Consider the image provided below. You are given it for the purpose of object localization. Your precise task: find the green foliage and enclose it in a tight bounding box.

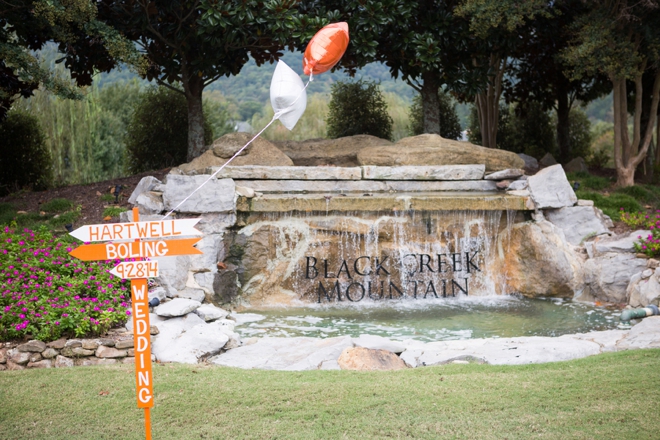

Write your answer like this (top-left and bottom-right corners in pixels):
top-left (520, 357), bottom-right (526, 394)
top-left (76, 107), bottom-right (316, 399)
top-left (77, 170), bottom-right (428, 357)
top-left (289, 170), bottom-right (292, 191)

top-left (203, 98), bottom-right (234, 140)
top-left (0, 0), bottom-right (146, 119)
top-left (0, 110), bottom-right (52, 196)
top-left (508, 101), bottom-right (556, 158)
top-left (566, 172), bottom-right (612, 191)
top-left (566, 107), bottom-right (594, 160)
top-left (326, 80), bottom-right (393, 141)
top-left (14, 74), bottom-right (142, 185)
top-left (102, 206), bottom-right (126, 218)
top-left (620, 211), bottom-right (660, 257)
top-left (614, 185), bottom-right (660, 205)
top-left (0, 226), bottom-right (130, 341)
top-left (575, 190), bottom-right (642, 221)
top-left (41, 198), bottom-right (74, 213)
top-left (125, 87), bottom-right (212, 173)
top-left (49, 209), bottom-right (81, 227)
top-left (408, 91), bottom-right (462, 139)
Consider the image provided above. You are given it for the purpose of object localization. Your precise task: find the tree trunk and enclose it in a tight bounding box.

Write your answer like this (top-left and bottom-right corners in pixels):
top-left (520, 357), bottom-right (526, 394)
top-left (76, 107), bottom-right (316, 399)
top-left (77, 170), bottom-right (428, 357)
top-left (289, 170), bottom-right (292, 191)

top-left (184, 76), bottom-right (206, 161)
top-left (656, 112), bottom-right (660, 166)
top-left (421, 73), bottom-right (440, 134)
top-left (612, 70), bottom-right (660, 187)
top-left (474, 54), bottom-right (506, 149)
top-left (556, 88), bottom-right (571, 163)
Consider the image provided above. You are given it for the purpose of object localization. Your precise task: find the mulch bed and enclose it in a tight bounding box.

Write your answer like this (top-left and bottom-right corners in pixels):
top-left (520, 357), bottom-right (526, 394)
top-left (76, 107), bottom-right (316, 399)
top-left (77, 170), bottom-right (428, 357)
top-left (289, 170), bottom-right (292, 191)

top-left (0, 169), bottom-right (170, 228)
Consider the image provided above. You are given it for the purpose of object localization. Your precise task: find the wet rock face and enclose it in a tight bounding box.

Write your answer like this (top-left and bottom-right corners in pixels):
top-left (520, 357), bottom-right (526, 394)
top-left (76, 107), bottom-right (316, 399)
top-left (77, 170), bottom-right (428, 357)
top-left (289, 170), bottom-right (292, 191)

top-left (493, 220), bottom-right (582, 298)
top-left (220, 210), bottom-right (527, 306)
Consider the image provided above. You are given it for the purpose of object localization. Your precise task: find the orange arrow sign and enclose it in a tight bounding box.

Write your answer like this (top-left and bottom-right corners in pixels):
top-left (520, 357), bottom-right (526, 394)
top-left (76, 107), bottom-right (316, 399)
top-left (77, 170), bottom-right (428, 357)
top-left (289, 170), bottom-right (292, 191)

top-left (69, 238), bottom-right (203, 261)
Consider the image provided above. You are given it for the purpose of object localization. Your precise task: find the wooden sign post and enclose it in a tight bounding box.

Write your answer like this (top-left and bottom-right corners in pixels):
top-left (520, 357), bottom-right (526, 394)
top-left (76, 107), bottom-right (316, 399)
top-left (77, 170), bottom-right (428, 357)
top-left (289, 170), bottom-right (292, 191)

top-left (68, 208), bottom-right (202, 440)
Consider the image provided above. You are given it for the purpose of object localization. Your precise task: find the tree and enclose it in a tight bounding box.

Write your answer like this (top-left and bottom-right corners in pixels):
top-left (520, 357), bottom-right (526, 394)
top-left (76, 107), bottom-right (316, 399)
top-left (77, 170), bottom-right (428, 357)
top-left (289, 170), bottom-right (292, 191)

top-left (125, 87), bottom-right (213, 173)
top-left (454, 0), bottom-right (552, 149)
top-left (98, 0), bottom-right (307, 161)
top-left (0, 0), bottom-right (143, 119)
top-left (501, 0), bottom-right (610, 162)
top-left (301, 0), bottom-right (472, 135)
top-left (562, 0), bottom-right (660, 186)
top-left (326, 79), bottom-right (393, 140)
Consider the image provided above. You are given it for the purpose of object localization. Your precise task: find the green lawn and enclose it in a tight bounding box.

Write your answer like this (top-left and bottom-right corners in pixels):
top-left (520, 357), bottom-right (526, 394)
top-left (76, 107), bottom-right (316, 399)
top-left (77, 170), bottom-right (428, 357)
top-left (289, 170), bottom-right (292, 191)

top-left (1, 349), bottom-right (659, 439)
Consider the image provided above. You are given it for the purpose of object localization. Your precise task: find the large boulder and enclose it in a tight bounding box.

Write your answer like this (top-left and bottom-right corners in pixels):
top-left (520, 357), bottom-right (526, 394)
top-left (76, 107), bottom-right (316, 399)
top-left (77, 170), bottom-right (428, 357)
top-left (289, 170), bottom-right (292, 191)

top-left (356, 134), bottom-right (525, 172)
top-left (495, 220), bottom-right (583, 298)
top-left (616, 316), bottom-right (660, 350)
top-left (275, 135), bottom-right (392, 167)
top-left (626, 268), bottom-right (660, 307)
top-left (152, 319), bottom-right (229, 364)
top-left (209, 336), bottom-right (353, 370)
top-left (544, 206), bottom-right (612, 245)
top-left (162, 175), bottom-right (235, 214)
top-left (337, 347), bottom-right (407, 371)
top-left (582, 253), bottom-right (648, 303)
top-left (527, 164), bottom-right (578, 209)
top-left (177, 132), bottom-right (293, 174)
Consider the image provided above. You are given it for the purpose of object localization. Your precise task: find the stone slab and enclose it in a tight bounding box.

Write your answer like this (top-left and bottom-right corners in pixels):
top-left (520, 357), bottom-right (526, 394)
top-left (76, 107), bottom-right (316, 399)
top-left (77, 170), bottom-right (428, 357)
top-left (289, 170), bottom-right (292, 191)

top-left (233, 179), bottom-right (498, 194)
top-left (593, 230), bottom-right (651, 256)
top-left (163, 175), bottom-right (235, 213)
top-left (484, 169), bottom-right (524, 180)
top-left (238, 193), bottom-right (528, 213)
top-left (208, 165), bottom-right (362, 180)
top-left (209, 336), bottom-right (352, 370)
top-left (401, 335), bottom-right (602, 367)
top-left (361, 165), bottom-right (485, 181)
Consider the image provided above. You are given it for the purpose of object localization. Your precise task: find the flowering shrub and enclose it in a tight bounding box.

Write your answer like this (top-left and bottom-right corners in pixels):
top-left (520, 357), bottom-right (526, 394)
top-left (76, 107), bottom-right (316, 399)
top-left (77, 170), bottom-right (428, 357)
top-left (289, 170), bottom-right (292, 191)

top-left (620, 209), bottom-right (660, 257)
top-left (0, 226), bottom-right (131, 341)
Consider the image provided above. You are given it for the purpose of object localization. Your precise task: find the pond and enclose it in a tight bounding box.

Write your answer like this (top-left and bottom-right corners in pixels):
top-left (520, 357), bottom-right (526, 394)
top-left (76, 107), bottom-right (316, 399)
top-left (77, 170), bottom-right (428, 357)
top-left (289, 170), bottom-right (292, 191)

top-left (233, 296), bottom-right (622, 342)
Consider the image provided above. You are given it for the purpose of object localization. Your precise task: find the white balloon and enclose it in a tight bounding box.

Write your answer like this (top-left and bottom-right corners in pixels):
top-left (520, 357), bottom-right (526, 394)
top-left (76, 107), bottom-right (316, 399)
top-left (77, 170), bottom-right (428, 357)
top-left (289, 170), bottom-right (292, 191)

top-left (270, 60), bottom-right (307, 130)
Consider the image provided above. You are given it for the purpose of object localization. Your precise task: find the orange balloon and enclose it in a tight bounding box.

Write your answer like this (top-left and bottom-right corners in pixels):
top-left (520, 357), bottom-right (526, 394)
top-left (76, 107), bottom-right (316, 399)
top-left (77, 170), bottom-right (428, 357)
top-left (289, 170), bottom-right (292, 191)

top-left (303, 22), bottom-right (350, 76)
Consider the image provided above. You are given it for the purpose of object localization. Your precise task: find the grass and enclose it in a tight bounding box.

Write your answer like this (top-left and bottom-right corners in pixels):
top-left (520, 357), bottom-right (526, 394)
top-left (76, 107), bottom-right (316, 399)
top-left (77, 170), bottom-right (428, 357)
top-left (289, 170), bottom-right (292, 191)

top-left (0, 349), bottom-right (659, 439)
top-left (0, 198), bottom-right (80, 231)
top-left (103, 206), bottom-right (127, 218)
top-left (41, 198), bottom-right (74, 213)
top-left (567, 171), bottom-right (660, 222)
top-left (99, 193), bottom-right (116, 203)
top-left (566, 172), bottom-right (613, 191)
top-left (576, 190), bottom-right (642, 221)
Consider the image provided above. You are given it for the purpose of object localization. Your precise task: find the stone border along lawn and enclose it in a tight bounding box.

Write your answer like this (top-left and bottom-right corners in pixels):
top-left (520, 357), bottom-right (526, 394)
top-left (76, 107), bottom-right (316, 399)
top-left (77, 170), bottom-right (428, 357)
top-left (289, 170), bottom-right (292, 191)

top-left (5, 311), bottom-right (657, 371)
top-left (1, 349), bottom-right (659, 439)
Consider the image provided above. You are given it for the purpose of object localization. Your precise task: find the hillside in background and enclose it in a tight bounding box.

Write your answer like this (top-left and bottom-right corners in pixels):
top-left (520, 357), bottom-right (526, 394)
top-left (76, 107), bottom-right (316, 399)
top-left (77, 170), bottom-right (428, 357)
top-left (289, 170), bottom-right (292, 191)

top-left (97, 51), bottom-right (415, 103)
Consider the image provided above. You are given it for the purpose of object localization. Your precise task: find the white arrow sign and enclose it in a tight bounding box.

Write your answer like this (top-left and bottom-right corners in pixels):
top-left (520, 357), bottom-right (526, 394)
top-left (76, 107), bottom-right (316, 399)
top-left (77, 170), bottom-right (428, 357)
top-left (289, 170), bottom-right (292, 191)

top-left (70, 219), bottom-right (201, 242)
top-left (110, 261), bottom-right (159, 279)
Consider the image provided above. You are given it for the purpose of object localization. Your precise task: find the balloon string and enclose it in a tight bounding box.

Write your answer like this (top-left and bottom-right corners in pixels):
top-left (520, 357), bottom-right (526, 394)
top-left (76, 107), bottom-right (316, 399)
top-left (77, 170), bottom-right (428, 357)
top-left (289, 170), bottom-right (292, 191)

top-left (160, 77), bottom-right (312, 220)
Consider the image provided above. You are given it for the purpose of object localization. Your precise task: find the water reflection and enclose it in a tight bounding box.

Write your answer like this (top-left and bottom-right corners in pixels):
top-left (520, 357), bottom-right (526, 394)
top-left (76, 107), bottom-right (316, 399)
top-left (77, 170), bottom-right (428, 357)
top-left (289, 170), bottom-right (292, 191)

top-left (234, 296), bottom-right (621, 342)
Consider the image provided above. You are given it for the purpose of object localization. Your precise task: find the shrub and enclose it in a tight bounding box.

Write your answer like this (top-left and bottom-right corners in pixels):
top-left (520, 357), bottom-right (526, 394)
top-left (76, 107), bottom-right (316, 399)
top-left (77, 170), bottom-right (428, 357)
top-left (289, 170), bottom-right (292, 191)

top-left (0, 110), bottom-right (52, 196)
top-left (620, 211), bottom-right (660, 257)
top-left (326, 79), bottom-right (393, 140)
top-left (125, 87), bottom-right (213, 173)
top-left (509, 101), bottom-right (556, 158)
top-left (566, 107), bottom-right (594, 161)
top-left (408, 90), bottom-right (462, 139)
top-left (0, 226), bottom-right (131, 341)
